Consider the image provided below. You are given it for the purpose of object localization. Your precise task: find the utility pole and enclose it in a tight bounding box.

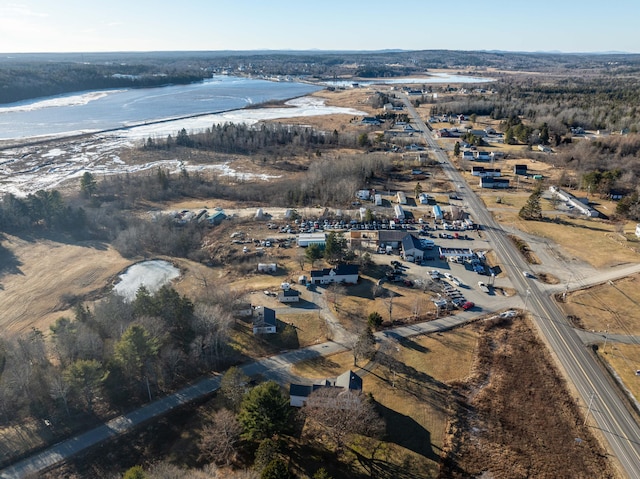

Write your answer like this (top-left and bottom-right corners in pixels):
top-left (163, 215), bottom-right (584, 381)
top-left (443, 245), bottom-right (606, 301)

top-left (523, 288), bottom-right (531, 311)
top-left (603, 324), bottom-right (610, 354)
top-left (584, 392), bottom-right (596, 426)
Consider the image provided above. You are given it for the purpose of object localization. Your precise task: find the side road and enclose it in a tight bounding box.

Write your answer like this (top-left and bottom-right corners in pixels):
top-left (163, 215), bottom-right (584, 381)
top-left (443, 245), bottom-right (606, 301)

top-left (0, 309), bottom-right (483, 479)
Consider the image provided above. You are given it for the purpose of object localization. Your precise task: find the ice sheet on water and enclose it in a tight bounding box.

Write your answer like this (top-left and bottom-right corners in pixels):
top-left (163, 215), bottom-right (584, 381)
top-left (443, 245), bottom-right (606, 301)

top-left (0, 90), bottom-right (124, 113)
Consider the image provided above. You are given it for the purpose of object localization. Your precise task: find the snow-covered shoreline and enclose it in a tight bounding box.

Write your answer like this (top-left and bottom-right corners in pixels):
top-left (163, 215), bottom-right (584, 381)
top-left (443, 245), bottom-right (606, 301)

top-left (0, 96), bottom-right (366, 197)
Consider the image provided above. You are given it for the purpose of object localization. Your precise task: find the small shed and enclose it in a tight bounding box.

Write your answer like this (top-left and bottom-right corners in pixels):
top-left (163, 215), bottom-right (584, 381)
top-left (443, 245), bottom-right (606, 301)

top-left (514, 164), bottom-right (528, 176)
top-left (279, 289), bottom-right (301, 303)
top-left (233, 302), bottom-right (253, 318)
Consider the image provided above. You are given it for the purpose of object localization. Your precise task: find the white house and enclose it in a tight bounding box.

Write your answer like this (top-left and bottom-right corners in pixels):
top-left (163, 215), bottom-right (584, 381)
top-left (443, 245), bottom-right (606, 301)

top-left (374, 194), bottom-right (383, 206)
top-left (635, 224), bottom-right (640, 238)
top-left (310, 264), bottom-right (359, 285)
top-left (397, 191), bottom-right (407, 205)
top-left (252, 306), bottom-right (277, 334)
top-left (461, 151), bottom-right (475, 161)
top-left (549, 186), bottom-right (599, 217)
top-left (278, 289), bottom-right (301, 303)
top-left (394, 204), bottom-right (405, 220)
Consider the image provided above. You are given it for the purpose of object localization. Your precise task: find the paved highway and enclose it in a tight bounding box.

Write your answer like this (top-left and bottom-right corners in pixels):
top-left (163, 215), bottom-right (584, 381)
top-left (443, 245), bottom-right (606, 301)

top-left (402, 96), bottom-right (640, 477)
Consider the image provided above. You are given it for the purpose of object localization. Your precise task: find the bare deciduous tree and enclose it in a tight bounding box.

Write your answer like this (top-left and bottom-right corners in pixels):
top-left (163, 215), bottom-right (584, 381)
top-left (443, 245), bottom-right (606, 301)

top-left (220, 366), bottom-right (250, 411)
top-left (303, 388), bottom-right (385, 451)
top-left (198, 408), bottom-right (242, 466)
top-left (48, 373), bottom-right (71, 416)
top-left (383, 291), bottom-right (396, 323)
top-left (192, 303), bottom-right (234, 367)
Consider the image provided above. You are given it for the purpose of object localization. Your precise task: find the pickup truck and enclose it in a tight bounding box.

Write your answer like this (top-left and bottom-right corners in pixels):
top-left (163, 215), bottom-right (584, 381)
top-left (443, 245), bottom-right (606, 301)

top-left (478, 281), bottom-right (490, 293)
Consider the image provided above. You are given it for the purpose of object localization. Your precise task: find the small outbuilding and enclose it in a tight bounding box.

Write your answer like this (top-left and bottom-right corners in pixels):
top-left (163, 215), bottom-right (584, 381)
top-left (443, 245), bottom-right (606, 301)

top-left (257, 263), bottom-right (277, 273)
top-left (279, 289), bottom-right (301, 303)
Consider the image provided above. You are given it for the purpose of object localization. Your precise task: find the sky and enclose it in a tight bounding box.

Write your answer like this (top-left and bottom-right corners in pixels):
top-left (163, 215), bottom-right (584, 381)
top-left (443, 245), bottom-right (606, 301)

top-left (1, 0), bottom-right (639, 54)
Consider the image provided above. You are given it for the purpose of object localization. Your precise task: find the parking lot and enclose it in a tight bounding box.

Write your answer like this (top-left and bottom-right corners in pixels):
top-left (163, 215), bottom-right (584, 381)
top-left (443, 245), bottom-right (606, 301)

top-left (370, 227), bottom-right (517, 314)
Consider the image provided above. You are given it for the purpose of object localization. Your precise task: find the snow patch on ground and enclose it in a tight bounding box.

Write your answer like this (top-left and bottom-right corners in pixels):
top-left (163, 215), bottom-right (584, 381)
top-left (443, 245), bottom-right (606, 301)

top-left (112, 260), bottom-right (181, 301)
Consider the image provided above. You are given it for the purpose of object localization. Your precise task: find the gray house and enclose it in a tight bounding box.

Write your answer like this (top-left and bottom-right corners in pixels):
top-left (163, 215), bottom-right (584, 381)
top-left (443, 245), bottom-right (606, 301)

top-left (289, 370), bottom-right (363, 407)
top-left (402, 234), bottom-right (424, 262)
top-left (252, 306), bottom-right (277, 334)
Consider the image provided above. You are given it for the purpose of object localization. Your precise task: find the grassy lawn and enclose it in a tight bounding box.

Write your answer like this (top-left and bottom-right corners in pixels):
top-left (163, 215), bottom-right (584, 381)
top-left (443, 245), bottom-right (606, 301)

top-left (601, 343), bottom-right (640, 403)
top-left (562, 274), bottom-right (640, 335)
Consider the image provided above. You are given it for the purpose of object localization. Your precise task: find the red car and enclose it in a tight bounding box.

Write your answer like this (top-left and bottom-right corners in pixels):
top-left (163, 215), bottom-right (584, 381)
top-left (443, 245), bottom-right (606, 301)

top-left (462, 301), bottom-right (475, 311)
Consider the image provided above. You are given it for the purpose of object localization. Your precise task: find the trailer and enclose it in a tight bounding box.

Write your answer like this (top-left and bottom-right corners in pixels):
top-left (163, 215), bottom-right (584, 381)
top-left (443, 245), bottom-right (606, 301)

top-left (433, 205), bottom-right (443, 221)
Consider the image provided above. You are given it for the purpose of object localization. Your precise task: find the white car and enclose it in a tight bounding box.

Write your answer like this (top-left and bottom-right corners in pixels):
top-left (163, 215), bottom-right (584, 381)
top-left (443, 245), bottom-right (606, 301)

top-left (523, 271), bottom-right (535, 278)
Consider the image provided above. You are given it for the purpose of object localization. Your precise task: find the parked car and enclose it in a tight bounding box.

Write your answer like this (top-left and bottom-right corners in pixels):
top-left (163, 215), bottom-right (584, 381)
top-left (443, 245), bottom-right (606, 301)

top-left (462, 301), bottom-right (475, 311)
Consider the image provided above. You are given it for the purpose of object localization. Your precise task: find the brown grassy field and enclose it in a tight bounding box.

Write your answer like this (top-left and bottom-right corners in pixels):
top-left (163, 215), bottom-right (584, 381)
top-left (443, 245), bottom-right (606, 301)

top-left (440, 316), bottom-right (619, 479)
top-left (0, 234), bottom-right (131, 333)
top-left (474, 184), bottom-right (640, 269)
top-left (605, 343), bottom-right (640, 404)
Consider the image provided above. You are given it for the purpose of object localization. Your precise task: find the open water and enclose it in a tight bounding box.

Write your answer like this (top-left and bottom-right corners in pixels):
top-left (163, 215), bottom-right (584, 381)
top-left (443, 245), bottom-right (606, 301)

top-left (0, 76), bottom-right (321, 140)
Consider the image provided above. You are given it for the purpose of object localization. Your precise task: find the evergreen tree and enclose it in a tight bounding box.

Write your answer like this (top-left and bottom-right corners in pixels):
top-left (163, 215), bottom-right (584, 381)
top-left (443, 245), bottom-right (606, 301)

top-left (238, 381), bottom-right (291, 440)
top-left (261, 458), bottom-right (292, 479)
top-left (80, 172), bottom-right (97, 198)
top-left (519, 189), bottom-right (543, 220)
top-left (305, 243), bottom-right (323, 268)
top-left (323, 232), bottom-right (347, 263)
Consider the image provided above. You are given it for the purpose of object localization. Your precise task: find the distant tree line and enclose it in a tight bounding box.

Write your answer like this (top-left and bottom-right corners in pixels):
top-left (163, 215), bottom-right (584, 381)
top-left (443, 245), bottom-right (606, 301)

top-left (430, 75), bottom-right (640, 136)
top-left (0, 61), bottom-right (204, 104)
top-left (144, 122), bottom-right (366, 155)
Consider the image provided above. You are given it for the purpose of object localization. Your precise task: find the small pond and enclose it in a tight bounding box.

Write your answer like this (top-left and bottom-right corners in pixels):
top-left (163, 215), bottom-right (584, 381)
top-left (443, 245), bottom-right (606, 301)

top-left (113, 260), bottom-right (181, 301)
